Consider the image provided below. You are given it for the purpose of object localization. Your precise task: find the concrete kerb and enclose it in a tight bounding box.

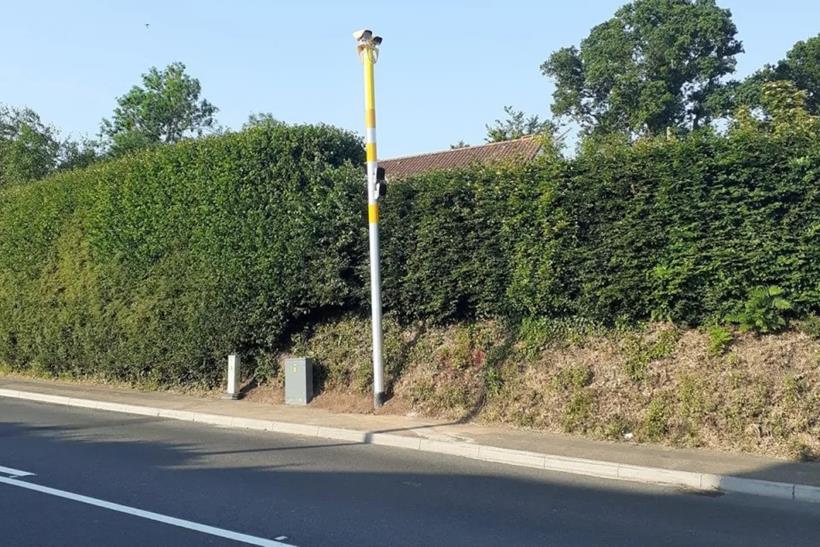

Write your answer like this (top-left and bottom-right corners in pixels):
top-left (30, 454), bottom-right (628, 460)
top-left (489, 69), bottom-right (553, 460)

top-left (795, 484), bottom-right (820, 504)
top-left (1, 387), bottom-right (817, 504)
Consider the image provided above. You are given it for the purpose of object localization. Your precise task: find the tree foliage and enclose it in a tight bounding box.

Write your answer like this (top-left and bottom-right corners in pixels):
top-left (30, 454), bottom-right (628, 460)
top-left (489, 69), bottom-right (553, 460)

top-left (101, 62), bottom-right (218, 157)
top-left (58, 137), bottom-right (101, 171)
top-left (542, 0), bottom-right (743, 136)
top-left (485, 106), bottom-right (556, 142)
top-left (735, 34), bottom-right (820, 115)
top-left (243, 113), bottom-right (286, 130)
top-left (0, 105), bottom-right (103, 187)
top-left (0, 105), bottom-right (60, 186)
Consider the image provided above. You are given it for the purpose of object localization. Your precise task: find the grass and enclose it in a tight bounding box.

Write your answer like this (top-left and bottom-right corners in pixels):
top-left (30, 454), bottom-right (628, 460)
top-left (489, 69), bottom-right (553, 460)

top-left (552, 365), bottom-right (593, 391)
top-left (562, 390), bottom-right (596, 433)
top-left (642, 395), bottom-right (671, 441)
top-left (622, 326), bottom-right (681, 382)
top-left (6, 314), bottom-right (818, 461)
top-left (278, 317), bottom-right (819, 460)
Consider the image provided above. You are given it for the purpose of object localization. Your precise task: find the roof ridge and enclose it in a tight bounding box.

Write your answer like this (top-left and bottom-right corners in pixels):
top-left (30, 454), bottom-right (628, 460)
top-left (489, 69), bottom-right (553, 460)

top-left (382, 135), bottom-right (539, 162)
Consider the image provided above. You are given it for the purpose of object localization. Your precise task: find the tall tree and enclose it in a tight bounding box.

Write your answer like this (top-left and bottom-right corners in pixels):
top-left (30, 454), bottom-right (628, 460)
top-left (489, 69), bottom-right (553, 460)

top-left (101, 62), bottom-right (218, 157)
top-left (0, 105), bottom-right (60, 186)
top-left (541, 0), bottom-right (743, 136)
top-left (735, 34), bottom-right (819, 115)
top-left (485, 106), bottom-right (556, 142)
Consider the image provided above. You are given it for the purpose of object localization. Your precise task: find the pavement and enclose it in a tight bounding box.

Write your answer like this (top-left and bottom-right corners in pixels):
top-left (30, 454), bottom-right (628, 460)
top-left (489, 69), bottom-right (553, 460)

top-left (1, 377), bottom-right (819, 504)
top-left (2, 396), bottom-right (820, 546)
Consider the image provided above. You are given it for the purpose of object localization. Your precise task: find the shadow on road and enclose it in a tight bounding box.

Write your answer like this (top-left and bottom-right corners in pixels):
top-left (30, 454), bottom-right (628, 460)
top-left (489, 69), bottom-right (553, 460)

top-left (1, 401), bottom-right (819, 547)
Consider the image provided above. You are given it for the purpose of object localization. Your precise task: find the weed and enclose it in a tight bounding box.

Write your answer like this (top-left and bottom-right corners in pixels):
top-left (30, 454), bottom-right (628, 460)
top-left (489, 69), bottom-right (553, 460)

top-left (604, 414), bottom-right (632, 440)
top-left (783, 374), bottom-right (804, 405)
top-left (562, 389), bottom-right (596, 433)
top-left (650, 328), bottom-right (681, 360)
top-left (729, 286), bottom-right (791, 334)
top-left (624, 355), bottom-right (648, 383)
top-left (434, 327), bottom-right (476, 370)
top-left (725, 353), bottom-right (741, 368)
top-left (622, 334), bottom-right (648, 382)
top-left (552, 365), bottom-right (593, 391)
top-left (252, 352), bottom-right (281, 385)
top-left (707, 326), bottom-right (733, 356)
top-left (482, 329), bottom-right (515, 399)
top-left (441, 384), bottom-right (472, 410)
top-left (484, 365), bottom-right (503, 398)
top-left (674, 374), bottom-right (717, 446)
top-left (410, 381), bottom-right (435, 405)
top-left (517, 316), bottom-right (603, 358)
top-left (642, 395), bottom-right (671, 441)
top-left (621, 327), bottom-right (680, 383)
top-left (788, 441), bottom-right (817, 462)
top-left (796, 315), bottom-right (820, 340)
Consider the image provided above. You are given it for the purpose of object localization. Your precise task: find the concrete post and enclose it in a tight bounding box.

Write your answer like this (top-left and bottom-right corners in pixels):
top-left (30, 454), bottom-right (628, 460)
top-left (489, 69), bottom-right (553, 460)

top-left (223, 354), bottom-right (240, 400)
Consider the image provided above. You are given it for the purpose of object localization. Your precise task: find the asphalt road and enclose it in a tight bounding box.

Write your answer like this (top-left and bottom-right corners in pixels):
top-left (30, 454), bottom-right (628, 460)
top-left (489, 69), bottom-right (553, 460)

top-left (1, 398), bottom-right (818, 546)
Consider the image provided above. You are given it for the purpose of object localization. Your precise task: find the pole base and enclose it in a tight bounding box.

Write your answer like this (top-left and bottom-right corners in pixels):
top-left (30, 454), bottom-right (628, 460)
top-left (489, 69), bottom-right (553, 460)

top-left (222, 393), bottom-right (240, 400)
top-left (374, 391), bottom-right (386, 408)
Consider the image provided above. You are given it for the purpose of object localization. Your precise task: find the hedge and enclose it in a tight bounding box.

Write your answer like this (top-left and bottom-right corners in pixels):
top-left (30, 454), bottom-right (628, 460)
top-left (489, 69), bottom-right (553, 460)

top-left (382, 124), bottom-right (819, 326)
top-left (0, 116), bottom-right (817, 385)
top-left (0, 124), bottom-right (367, 384)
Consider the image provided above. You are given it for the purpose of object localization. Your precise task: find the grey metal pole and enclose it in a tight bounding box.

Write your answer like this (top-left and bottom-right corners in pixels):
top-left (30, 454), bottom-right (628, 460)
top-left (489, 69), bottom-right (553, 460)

top-left (354, 29), bottom-right (385, 408)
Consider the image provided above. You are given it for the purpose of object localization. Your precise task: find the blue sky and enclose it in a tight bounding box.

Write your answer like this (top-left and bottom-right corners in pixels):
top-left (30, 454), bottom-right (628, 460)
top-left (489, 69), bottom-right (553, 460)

top-left (1, 1), bottom-right (817, 158)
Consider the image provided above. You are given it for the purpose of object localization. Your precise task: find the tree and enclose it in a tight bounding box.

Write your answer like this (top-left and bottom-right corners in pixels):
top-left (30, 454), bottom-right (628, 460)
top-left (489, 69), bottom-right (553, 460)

top-left (450, 140), bottom-right (470, 149)
top-left (735, 34), bottom-right (819, 115)
top-left (733, 80), bottom-right (819, 138)
top-left (485, 106), bottom-right (556, 142)
top-left (541, 0), bottom-right (743, 136)
top-left (0, 105), bottom-right (60, 186)
top-left (58, 137), bottom-right (101, 171)
top-left (776, 35), bottom-right (820, 114)
top-left (101, 62), bottom-right (218, 156)
top-left (243, 113), bottom-right (286, 130)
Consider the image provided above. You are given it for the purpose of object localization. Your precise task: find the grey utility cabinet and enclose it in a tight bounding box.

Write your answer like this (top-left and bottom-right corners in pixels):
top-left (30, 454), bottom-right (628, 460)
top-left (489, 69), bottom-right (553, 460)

top-left (285, 357), bottom-right (314, 405)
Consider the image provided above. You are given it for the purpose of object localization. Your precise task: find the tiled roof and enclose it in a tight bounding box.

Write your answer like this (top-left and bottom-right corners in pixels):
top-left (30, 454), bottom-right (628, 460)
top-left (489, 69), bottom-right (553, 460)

top-left (379, 136), bottom-right (542, 180)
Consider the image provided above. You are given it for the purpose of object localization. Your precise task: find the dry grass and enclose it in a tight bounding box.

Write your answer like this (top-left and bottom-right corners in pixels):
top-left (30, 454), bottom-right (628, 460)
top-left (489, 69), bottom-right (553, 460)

top-left (264, 317), bottom-right (820, 460)
top-left (12, 314), bottom-right (814, 460)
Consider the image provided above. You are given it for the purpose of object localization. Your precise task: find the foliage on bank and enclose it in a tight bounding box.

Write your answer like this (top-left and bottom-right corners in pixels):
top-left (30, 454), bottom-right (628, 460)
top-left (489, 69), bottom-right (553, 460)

top-left (0, 87), bottom-right (817, 386)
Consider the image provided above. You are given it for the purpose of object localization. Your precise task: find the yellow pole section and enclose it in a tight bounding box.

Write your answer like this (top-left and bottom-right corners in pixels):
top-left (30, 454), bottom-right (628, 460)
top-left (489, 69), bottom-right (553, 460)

top-left (363, 49), bottom-right (379, 224)
top-left (364, 49), bottom-right (376, 132)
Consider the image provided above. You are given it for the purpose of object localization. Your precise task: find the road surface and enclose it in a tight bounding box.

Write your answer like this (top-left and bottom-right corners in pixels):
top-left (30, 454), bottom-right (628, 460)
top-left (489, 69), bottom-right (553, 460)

top-left (1, 398), bottom-right (818, 546)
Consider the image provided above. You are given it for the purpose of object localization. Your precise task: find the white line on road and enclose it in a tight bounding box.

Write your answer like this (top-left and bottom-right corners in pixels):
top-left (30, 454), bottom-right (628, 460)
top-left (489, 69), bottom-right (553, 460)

top-left (0, 465), bottom-right (35, 478)
top-left (0, 476), bottom-right (294, 546)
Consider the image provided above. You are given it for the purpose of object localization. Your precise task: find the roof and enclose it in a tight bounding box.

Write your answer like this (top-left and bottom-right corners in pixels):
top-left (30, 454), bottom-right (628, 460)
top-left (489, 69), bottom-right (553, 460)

top-left (379, 136), bottom-right (542, 180)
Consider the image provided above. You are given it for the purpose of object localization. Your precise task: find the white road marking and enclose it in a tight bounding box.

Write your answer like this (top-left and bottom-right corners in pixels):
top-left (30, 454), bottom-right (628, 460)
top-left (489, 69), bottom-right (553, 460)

top-left (0, 476), bottom-right (294, 546)
top-left (0, 465), bottom-right (35, 478)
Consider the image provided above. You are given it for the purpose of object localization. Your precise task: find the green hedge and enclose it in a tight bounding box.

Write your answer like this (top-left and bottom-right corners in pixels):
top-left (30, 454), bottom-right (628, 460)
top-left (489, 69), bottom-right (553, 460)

top-left (0, 118), bottom-right (817, 385)
top-left (382, 124), bottom-right (819, 326)
top-left (0, 124), bottom-right (366, 384)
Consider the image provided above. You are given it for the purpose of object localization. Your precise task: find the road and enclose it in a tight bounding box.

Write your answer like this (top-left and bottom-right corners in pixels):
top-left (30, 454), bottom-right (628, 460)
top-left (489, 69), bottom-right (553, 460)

top-left (1, 398), bottom-right (818, 546)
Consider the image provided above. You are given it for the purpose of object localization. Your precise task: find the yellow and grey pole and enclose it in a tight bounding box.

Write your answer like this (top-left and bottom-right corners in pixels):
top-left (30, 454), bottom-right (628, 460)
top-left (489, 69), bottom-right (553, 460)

top-left (354, 29), bottom-right (385, 408)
